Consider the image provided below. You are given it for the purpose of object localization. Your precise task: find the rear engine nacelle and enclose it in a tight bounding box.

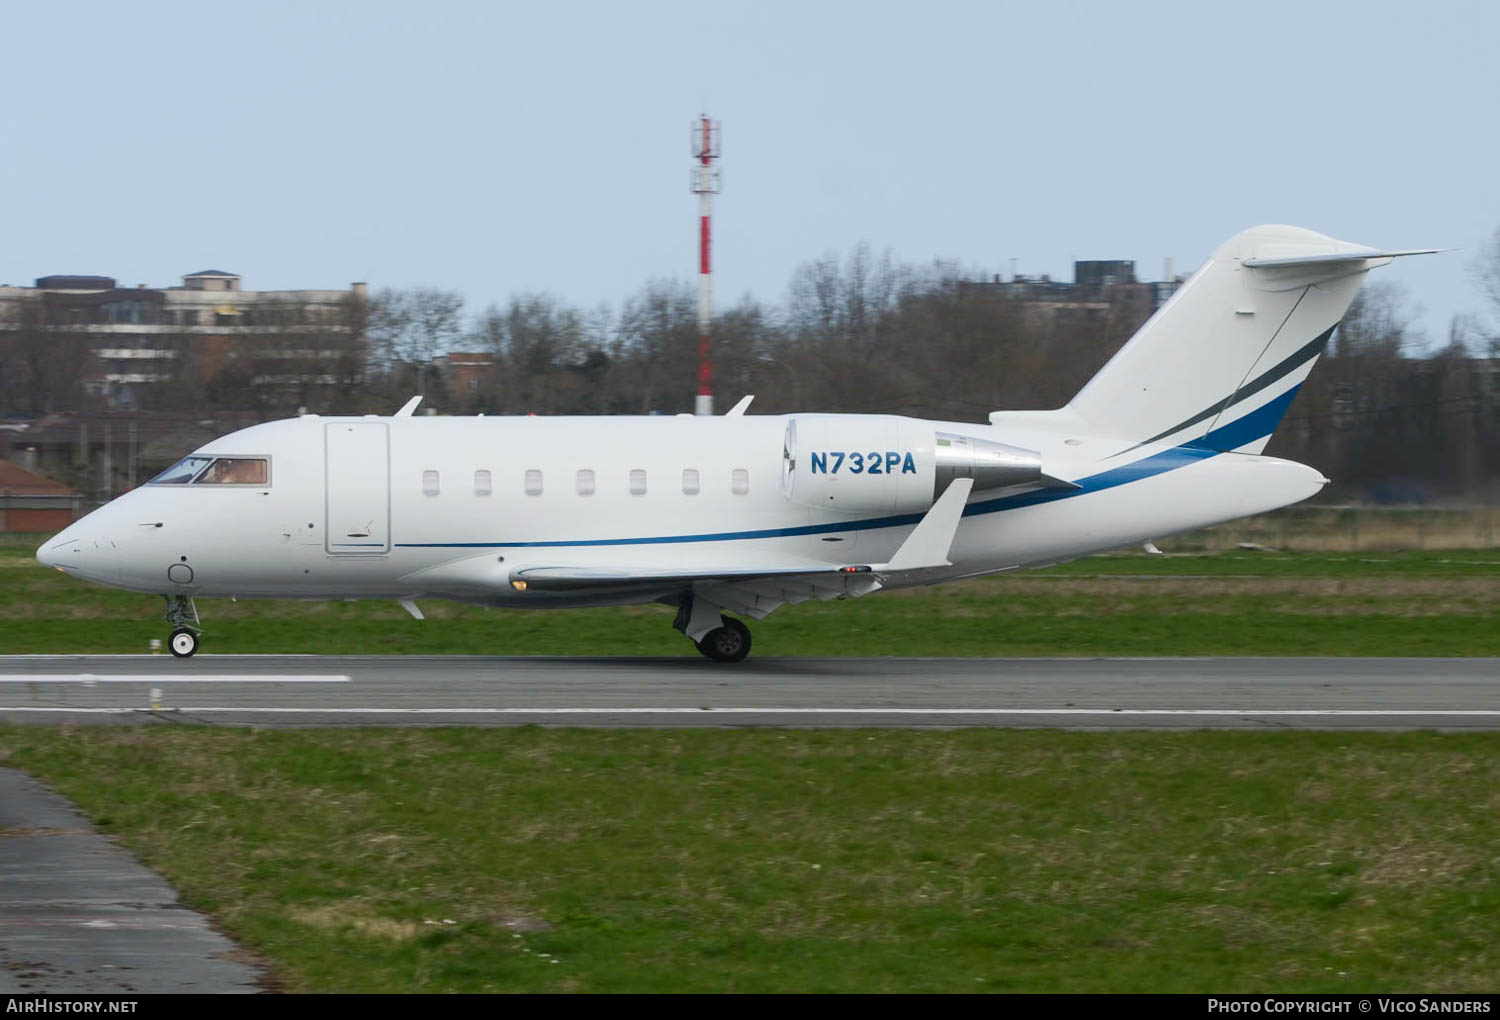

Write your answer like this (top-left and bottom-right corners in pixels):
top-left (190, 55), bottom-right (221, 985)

top-left (931, 431), bottom-right (1052, 500)
top-left (781, 415), bottom-right (1060, 515)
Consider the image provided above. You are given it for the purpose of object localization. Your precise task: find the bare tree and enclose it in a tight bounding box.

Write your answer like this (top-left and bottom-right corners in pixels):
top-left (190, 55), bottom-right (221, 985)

top-left (1271, 283), bottom-right (1442, 500)
top-left (469, 293), bottom-right (605, 415)
top-left (616, 280), bottom-right (697, 414)
top-left (1333, 281), bottom-right (1419, 359)
top-left (365, 287), bottom-right (464, 404)
top-left (1471, 226), bottom-right (1500, 324)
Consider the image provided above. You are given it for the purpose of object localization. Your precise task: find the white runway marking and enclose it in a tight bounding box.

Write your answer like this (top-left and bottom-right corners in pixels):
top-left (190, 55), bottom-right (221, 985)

top-left (0, 675), bottom-right (351, 684)
top-left (1, 707), bottom-right (1498, 716)
top-left (5, 654), bottom-right (333, 659)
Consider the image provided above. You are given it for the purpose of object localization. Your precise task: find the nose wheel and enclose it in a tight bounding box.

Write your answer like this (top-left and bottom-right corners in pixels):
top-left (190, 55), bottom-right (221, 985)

top-left (169, 628), bottom-right (199, 658)
top-left (163, 595), bottom-right (202, 658)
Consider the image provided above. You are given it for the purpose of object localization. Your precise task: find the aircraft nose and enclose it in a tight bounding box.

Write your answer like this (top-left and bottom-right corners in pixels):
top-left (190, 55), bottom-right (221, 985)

top-left (37, 525), bottom-right (81, 569)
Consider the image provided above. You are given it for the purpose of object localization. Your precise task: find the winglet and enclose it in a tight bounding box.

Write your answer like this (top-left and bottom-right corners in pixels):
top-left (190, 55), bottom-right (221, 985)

top-left (395, 395), bottom-right (423, 417)
top-left (881, 477), bottom-right (974, 572)
top-left (725, 395), bottom-right (754, 416)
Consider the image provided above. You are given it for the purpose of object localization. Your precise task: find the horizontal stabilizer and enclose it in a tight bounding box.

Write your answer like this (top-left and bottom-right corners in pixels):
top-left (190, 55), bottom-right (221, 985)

top-left (1242, 248), bottom-right (1442, 268)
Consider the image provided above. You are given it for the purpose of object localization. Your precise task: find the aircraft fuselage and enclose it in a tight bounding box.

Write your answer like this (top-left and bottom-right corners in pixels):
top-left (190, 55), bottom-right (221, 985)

top-left (40, 411), bottom-right (1323, 607)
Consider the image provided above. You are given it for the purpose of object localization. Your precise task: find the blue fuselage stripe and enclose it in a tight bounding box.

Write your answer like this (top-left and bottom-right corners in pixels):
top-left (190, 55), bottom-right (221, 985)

top-left (395, 386), bottom-right (1301, 550)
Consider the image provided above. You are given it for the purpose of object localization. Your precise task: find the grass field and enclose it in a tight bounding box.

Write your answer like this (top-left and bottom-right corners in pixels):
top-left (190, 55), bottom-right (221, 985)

top-left (2, 727), bottom-right (1498, 993)
top-left (6, 533), bottom-right (1498, 656)
top-left (1168, 505), bottom-right (1500, 553)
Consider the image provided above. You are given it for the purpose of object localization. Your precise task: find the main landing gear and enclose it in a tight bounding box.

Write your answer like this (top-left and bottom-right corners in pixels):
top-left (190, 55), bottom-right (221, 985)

top-left (696, 617), bottom-right (751, 663)
top-left (164, 595), bottom-right (202, 658)
top-left (674, 595), bottom-right (752, 663)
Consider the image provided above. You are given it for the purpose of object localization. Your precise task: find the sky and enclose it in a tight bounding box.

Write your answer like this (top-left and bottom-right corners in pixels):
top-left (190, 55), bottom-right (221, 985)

top-left (3, 0), bottom-right (1496, 352)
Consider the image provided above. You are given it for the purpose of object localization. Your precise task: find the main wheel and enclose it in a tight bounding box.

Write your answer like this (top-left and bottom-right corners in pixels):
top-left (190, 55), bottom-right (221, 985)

top-left (169, 628), bottom-right (199, 658)
top-left (695, 617), bottom-right (752, 663)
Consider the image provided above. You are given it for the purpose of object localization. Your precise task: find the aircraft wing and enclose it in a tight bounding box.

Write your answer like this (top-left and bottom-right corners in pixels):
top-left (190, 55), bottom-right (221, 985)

top-left (510, 562), bottom-right (884, 620)
top-left (508, 478), bottom-right (978, 618)
top-left (401, 478), bottom-right (975, 619)
top-left (691, 570), bottom-right (883, 619)
top-left (511, 562), bottom-right (872, 590)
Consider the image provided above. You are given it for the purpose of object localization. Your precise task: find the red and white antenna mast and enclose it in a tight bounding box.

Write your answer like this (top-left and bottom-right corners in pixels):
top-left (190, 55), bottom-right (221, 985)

top-left (690, 114), bottom-right (721, 415)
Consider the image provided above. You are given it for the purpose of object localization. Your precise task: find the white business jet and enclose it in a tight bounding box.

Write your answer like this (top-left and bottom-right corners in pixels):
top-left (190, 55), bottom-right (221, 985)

top-left (38, 226), bottom-right (1436, 661)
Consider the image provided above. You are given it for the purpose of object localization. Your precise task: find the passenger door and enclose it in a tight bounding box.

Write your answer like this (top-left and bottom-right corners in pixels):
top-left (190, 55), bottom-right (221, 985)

top-left (325, 421), bottom-right (391, 554)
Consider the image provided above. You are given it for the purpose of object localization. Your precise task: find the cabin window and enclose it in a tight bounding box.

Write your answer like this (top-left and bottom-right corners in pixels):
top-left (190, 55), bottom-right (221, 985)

top-left (576, 469), bottom-right (595, 496)
top-left (682, 468), bottom-right (699, 495)
top-left (474, 469), bottom-right (492, 496)
top-left (524, 469), bottom-right (543, 496)
top-left (629, 469), bottom-right (647, 496)
top-left (422, 470), bottom-right (440, 496)
top-left (732, 468), bottom-right (750, 495)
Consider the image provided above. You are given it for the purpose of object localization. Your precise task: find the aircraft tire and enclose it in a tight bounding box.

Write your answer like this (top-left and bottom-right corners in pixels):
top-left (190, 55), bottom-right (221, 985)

top-left (169, 628), bottom-right (199, 658)
top-left (696, 617), bottom-right (752, 663)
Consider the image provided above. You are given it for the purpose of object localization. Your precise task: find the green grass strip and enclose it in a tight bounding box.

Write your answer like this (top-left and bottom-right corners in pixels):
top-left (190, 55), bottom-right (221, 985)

top-left (3, 727), bottom-right (1498, 992)
top-left (4, 538), bottom-right (1499, 657)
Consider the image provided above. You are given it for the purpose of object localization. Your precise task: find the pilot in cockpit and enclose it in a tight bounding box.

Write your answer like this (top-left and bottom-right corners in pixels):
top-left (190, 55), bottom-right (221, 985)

top-left (199, 458), bottom-right (267, 485)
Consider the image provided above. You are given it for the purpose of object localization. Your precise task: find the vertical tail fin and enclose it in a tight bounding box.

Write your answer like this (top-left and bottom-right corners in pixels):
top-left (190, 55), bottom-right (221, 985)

top-left (1066, 225), bottom-right (1432, 455)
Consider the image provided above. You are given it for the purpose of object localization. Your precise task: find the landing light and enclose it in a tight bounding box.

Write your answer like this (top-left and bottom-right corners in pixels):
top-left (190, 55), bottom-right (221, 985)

top-left (511, 580), bottom-right (528, 591)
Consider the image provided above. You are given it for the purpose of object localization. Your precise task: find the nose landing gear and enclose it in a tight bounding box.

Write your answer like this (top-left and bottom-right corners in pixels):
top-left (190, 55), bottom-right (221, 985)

top-left (169, 628), bottom-right (199, 657)
top-left (164, 595), bottom-right (202, 658)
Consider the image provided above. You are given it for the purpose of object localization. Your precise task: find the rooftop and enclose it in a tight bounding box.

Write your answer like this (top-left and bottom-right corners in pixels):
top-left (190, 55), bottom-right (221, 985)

top-left (0, 459), bottom-right (75, 495)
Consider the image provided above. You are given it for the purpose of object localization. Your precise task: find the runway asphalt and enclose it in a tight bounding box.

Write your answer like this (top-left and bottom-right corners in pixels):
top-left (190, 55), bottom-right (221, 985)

top-left (0, 768), bottom-right (266, 994)
top-left (2, 654), bottom-right (1498, 730)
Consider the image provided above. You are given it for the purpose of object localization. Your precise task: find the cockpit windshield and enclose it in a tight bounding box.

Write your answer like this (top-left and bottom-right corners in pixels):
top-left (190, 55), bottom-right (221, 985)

top-left (148, 456), bottom-right (269, 486)
top-left (149, 456), bottom-right (215, 484)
